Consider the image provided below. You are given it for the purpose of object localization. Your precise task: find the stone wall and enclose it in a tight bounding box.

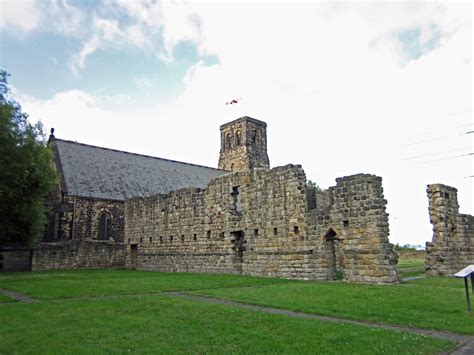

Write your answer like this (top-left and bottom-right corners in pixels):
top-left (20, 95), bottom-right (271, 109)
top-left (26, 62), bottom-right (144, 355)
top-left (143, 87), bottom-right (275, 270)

top-left (35, 195), bottom-right (126, 270)
top-left (32, 240), bottom-right (126, 270)
top-left (0, 249), bottom-right (33, 272)
top-left (125, 166), bottom-right (399, 283)
top-left (426, 184), bottom-right (474, 276)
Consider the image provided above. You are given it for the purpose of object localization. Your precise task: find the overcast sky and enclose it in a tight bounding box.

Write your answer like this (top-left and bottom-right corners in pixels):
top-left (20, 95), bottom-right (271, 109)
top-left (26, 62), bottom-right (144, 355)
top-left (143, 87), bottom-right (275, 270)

top-left (0, 0), bottom-right (472, 247)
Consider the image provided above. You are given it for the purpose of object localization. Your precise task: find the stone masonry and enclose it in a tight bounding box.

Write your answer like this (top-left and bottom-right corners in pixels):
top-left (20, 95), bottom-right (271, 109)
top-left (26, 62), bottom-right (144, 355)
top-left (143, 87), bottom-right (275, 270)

top-left (425, 184), bottom-right (474, 276)
top-left (33, 116), bottom-right (399, 283)
top-left (125, 166), bottom-right (399, 283)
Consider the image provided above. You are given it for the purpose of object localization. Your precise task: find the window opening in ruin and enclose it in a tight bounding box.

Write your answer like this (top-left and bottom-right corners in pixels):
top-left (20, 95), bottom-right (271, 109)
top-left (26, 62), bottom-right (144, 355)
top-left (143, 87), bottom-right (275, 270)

top-left (231, 231), bottom-right (246, 264)
top-left (149, 237), bottom-right (153, 243)
top-left (273, 227), bottom-right (278, 236)
top-left (444, 192), bottom-right (450, 198)
top-left (193, 234), bottom-right (197, 241)
top-left (219, 232), bottom-right (225, 240)
top-left (181, 235), bottom-right (185, 242)
top-left (160, 236), bottom-right (163, 243)
top-left (207, 230), bottom-right (211, 239)
top-left (98, 212), bottom-right (111, 240)
top-left (294, 226), bottom-right (299, 234)
top-left (232, 186), bottom-right (243, 213)
top-left (127, 239), bottom-right (130, 244)
top-left (130, 244), bottom-right (138, 269)
top-left (254, 229), bottom-right (259, 236)
top-left (170, 235), bottom-right (173, 242)
top-left (226, 133), bottom-right (232, 150)
top-left (343, 220), bottom-right (349, 228)
top-left (140, 238), bottom-right (143, 243)
top-left (324, 228), bottom-right (342, 281)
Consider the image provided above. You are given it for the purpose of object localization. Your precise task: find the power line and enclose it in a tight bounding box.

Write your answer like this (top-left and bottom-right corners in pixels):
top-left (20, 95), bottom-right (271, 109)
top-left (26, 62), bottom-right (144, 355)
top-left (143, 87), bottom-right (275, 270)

top-left (402, 147), bottom-right (471, 160)
top-left (411, 152), bottom-right (473, 165)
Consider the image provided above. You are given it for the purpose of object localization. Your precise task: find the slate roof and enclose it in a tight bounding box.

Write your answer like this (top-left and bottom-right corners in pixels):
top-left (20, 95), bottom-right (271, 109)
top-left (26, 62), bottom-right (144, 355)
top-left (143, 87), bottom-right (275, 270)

top-left (53, 138), bottom-right (228, 201)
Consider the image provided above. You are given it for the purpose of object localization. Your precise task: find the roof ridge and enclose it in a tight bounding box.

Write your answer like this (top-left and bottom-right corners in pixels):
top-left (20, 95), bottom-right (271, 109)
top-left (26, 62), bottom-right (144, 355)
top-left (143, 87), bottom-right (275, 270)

top-left (54, 138), bottom-right (227, 172)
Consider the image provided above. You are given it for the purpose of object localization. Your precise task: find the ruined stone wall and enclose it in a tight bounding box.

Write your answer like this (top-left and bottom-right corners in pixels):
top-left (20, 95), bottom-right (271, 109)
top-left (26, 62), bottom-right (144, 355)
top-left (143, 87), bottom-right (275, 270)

top-left (426, 184), bottom-right (474, 276)
top-left (125, 166), bottom-right (399, 283)
top-left (307, 174), bottom-right (399, 283)
top-left (32, 240), bottom-right (126, 270)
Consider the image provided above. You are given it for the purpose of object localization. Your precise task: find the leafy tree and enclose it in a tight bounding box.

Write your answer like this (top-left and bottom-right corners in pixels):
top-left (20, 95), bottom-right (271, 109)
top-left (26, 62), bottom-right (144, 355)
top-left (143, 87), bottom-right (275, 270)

top-left (0, 70), bottom-right (56, 247)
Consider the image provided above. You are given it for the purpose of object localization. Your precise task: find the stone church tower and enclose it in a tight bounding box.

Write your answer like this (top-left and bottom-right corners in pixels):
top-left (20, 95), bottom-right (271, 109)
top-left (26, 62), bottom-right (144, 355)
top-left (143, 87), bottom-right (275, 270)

top-left (218, 116), bottom-right (270, 171)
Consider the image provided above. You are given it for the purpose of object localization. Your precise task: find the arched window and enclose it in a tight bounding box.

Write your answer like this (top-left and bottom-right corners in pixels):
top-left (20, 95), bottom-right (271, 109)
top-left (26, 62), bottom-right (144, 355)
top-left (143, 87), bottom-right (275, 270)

top-left (235, 131), bottom-right (241, 146)
top-left (252, 130), bottom-right (260, 145)
top-left (98, 212), bottom-right (111, 240)
top-left (226, 133), bottom-right (233, 150)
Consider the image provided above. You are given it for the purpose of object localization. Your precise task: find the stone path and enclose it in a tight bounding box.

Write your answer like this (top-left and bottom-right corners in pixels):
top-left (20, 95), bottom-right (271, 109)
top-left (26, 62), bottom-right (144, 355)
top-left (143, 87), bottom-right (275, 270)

top-left (0, 288), bottom-right (36, 303)
top-left (165, 291), bottom-right (474, 355)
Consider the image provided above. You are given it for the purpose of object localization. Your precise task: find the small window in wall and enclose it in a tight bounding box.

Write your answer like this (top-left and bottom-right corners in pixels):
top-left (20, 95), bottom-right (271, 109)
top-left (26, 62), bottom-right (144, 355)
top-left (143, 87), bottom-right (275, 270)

top-left (149, 237), bottom-right (153, 243)
top-left (170, 235), bottom-right (173, 242)
top-left (273, 227), bottom-right (278, 236)
top-left (219, 232), bottom-right (225, 240)
top-left (207, 230), bottom-right (211, 239)
top-left (193, 234), bottom-right (197, 241)
top-left (343, 220), bottom-right (349, 228)
top-left (252, 130), bottom-right (260, 145)
top-left (444, 192), bottom-right (450, 199)
top-left (140, 238), bottom-right (143, 243)
top-left (160, 236), bottom-right (163, 244)
top-left (181, 235), bottom-right (185, 242)
top-left (128, 239), bottom-right (131, 245)
top-left (226, 133), bottom-right (233, 150)
top-left (232, 186), bottom-right (243, 213)
top-left (293, 226), bottom-right (299, 234)
top-left (235, 131), bottom-right (241, 146)
top-left (254, 229), bottom-right (259, 236)
top-left (98, 212), bottom-right (111, 240)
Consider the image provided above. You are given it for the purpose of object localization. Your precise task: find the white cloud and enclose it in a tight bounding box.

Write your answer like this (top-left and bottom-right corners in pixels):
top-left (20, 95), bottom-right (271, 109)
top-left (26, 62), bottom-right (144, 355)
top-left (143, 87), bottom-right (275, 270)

top-left (18, 2), bottom-right (472, 248)
top-left (0, 0), bottom-right (41, 32)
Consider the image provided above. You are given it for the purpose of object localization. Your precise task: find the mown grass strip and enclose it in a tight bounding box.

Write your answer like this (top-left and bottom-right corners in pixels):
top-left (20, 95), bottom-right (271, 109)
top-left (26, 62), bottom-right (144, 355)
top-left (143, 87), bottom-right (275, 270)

top-left (0, 269), bottom-right (290, 299)
top-left (192, 277), bottom-right (474, 334)
top-left (0, 294), bottom-right (455, 354)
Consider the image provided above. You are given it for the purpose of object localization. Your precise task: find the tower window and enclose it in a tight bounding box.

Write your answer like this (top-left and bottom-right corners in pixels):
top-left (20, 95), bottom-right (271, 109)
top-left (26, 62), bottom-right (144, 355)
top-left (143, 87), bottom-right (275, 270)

top-left (235, 131), bottom-right (241, 146)
top-left (252, 130), bottom-right (260, 145)
top-left (226, 133), bottom-right (233, 150)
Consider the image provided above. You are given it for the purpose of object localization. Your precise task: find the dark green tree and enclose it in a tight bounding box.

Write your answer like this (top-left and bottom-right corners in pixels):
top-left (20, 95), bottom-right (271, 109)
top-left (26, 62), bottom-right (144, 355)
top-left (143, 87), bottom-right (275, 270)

top-left (0, 70), bottom-right (56, 247)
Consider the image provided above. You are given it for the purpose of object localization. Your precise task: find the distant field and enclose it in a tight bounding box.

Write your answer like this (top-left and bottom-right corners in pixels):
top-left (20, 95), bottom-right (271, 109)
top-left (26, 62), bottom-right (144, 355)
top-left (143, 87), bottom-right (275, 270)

top-left (0, 270), bottom-right (464, 354)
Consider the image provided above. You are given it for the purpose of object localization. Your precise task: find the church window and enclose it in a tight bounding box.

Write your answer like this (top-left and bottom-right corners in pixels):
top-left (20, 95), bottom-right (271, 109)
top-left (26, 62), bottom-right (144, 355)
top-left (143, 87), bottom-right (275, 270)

top-left (226, 133), bottom-right (233, 150)
top-left (252, 130), bottom-right (260, 145)
top-left (235, 131), bottom-right (241, 146)
top-left (98, 212), bottom-right (111, 240)
top-left (232, 186), bottom-right (243, 213)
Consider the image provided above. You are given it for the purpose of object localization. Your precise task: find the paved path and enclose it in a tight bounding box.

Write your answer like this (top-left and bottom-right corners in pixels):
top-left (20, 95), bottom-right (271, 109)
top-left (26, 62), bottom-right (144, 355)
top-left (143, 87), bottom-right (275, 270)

top-left (165, 291), bottom-right (474, 355)
top-left (0, 288), bottom-right (36, 303)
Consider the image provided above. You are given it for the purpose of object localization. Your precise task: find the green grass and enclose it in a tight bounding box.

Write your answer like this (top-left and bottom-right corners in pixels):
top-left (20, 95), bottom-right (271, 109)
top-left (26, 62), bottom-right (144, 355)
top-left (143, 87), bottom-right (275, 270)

top-left (0, 269), bottom-right (289, 299)
top-left (0, 293), bottom-right (453, 354)
top-left (192, 277), bottom-right (474, 334)
top-left (0, 270), bottom-right (467, 354)
top-left (0, 293), bottom-right (16, 303)
top-left (398, 259), bottom-right (425, 269)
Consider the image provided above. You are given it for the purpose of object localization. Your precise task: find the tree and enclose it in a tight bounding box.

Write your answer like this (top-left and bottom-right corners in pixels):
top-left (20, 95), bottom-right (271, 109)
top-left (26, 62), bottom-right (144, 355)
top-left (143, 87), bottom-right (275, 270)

top-left (0, 70), bottom-right (56, 247)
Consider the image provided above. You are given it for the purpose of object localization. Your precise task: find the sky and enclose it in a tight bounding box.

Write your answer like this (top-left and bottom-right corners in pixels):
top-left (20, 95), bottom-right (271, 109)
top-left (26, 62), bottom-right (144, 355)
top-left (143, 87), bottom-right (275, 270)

top-left (0, 0), bottom-right (472, 247)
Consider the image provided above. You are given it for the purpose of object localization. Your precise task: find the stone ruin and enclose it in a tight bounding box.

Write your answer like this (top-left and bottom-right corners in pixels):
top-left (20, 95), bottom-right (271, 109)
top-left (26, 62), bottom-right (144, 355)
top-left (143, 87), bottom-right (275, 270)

top-left (28, 116), bottom-right (399, 284)
top-left (426, 184), bottom-right (474, 276)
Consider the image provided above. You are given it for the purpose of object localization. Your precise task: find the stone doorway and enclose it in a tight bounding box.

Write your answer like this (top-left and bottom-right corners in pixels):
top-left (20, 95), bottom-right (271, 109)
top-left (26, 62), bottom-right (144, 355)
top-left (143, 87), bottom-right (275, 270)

top-left (130, 244), bottom-right (138, 269)
top-left (231, 231), bottom-right (246, 273)
top-left (325, 228), bottom-right (342, 280)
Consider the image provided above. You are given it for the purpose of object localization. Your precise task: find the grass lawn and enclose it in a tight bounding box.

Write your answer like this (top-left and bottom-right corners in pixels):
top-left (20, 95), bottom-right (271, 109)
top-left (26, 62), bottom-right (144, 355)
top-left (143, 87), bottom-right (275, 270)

top-left (0, 269), bottom-right (288, 299)
top-left (398, 259), bottom-right (425, 269)
top-left (192, 277), bottom-right (474, 334)
top-left (0, 293), bottom-right (16, 303)
top-left (0, 270), bottom-right (464, 354)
